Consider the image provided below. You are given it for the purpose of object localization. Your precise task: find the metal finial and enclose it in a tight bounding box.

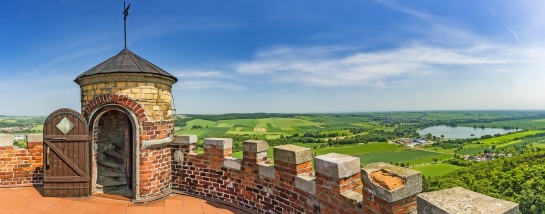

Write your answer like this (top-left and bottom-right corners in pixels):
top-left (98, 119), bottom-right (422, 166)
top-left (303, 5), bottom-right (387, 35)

top-left (123, 2), bottom-right (131, 49)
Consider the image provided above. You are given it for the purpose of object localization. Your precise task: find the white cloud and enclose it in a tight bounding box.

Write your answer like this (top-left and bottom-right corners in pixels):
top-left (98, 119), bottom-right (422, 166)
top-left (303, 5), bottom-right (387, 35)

top-left (235, 44), bottom-right (509, 88)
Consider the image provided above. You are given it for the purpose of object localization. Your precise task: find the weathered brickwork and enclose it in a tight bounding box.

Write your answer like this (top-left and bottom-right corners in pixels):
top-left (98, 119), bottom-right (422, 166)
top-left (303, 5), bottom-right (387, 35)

top-left (142, 120), bottom-right (174, 141)
top-left (0, 133), bottom-right (521, 213)
top-left (0, 135), bottom-right (43, 187)
top-left (171, 137), bottom-right (424, 214)
top-left (139, 145), bottom-right (172, 200)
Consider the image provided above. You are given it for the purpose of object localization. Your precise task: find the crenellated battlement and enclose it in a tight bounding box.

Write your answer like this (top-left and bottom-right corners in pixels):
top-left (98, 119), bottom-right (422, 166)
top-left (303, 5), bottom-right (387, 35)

top-left (0, 133), bottom-right (520, 213)
top-left (171, 135), bottom-right (519, 214)
top-left (0, 134), bottom-right (43, 187)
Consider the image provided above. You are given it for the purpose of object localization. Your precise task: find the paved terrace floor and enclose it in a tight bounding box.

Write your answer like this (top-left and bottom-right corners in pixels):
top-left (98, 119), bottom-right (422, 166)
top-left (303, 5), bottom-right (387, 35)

top-left (0, 187), bottom-right (248, 214)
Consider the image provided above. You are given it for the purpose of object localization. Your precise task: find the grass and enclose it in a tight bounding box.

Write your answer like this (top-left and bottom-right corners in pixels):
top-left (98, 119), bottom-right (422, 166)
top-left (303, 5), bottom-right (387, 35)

top-left (412, 163), bottom-right (463, 177)
top-left (459, 118), bottom-right (545, 130)
top-left (219, 119), bottom-right (258, 127)
top-left (473, 130), bottom-right (544, 144)
top-left (357, 150), bottom-right (444, 166)
top-left (27, 125), bottom-right (43, 133)
top-left (312, 143), bottom-right (403, 156)
top-left (183, 119), bottom-right (217, 129)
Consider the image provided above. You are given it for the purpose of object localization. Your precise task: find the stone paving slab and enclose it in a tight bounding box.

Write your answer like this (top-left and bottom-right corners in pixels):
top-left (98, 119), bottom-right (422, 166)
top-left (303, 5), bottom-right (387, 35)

top-left (0, 187), bottom-right (248, 214)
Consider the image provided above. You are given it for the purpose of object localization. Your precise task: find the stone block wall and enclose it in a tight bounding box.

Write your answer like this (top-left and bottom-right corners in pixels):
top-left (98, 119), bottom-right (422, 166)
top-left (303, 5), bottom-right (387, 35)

top-left (78, 73), bottom-right (175, 121)
top-left (0, 134), bottom-right (43, 187)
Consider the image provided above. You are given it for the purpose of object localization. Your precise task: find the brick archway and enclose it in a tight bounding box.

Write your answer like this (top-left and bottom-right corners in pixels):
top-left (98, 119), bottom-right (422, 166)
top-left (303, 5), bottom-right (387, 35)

top-left (83, 94), bottom-right (148, 123)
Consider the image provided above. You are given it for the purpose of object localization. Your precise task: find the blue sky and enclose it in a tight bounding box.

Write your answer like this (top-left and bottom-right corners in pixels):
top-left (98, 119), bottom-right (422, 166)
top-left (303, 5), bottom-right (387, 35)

top-left (1, 0), bottom-right (545, 116)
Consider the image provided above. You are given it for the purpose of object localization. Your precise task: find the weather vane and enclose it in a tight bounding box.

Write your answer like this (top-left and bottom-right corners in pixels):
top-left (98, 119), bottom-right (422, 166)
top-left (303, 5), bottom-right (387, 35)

top-left (123, 2), bottom-right (131, 49)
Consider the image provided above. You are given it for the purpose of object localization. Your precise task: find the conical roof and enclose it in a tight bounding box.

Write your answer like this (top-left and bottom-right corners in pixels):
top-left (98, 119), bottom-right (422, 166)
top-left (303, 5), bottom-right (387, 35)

top-left (74, 48), bottom-right (177, 83)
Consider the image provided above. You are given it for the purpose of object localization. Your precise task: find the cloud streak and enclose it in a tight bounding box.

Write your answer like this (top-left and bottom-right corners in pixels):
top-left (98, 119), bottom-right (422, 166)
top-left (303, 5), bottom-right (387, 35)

top-left (507, 27), bottom-right (519, 41)
top-left (235, 44), bottom-right (508, 88)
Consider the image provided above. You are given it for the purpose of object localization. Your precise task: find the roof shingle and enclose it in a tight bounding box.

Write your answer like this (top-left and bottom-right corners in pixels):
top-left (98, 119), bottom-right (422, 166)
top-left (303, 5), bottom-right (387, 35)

top-left (74, 48), bottom-right (177, 83)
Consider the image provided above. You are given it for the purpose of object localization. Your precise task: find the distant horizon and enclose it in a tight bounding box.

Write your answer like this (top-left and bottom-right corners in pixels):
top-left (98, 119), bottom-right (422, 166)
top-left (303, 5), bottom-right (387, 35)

top-left (2, 1), bottom-right (545, 115)
top-left (3, 109), bottom-right (545, 117)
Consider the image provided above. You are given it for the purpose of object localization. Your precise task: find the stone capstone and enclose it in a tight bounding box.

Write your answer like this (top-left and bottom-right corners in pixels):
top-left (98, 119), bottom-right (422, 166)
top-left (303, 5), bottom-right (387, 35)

top-left (26, 134), bottom-right (43, 143)
top-left (273, 145), bottom-right (311, 164)
top-left (242, 140), bottom-right (269, 153)
top-left (295, 174), bottom-right (316, 194)
top-left (417, 187), bottom-right (519, 214)
top-left (142, 137), bottom-right (173, 148)
top-left (341, 191), bottom-right (364, 203)
top-left (204, 138), bottom-right (232, 150)
top-left (362, 162), bottom-right (422, 203)
top-left (173, 135), bottom-right (197, 145)
top-left (314, 153), bottom-right (360, 179)
top-left (0, 135), bottom-right (13, 147)
top-left (222, 157), bottom-right (242, 170)
top-left (258, 163), bottom-right (276, 179)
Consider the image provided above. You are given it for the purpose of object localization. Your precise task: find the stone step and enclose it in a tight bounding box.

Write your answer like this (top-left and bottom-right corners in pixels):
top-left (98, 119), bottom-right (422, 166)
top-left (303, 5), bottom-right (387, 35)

top-left (112, 142), bottom-right (125, 150)
top-left (98, 169), bottom-right (125, 178)
top-left (96, 181), bottom-right (127, 188)
top-left (104, 149), bottom-right (124, 160)
top-left (98, 160), bottom-right (123, 170)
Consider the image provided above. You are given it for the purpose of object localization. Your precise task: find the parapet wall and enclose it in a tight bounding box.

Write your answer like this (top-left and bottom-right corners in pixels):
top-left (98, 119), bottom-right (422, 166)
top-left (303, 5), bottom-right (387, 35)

top-left (171, 135), bottom-right (520, 214)
top-left (0, 133), bottom-right (520, 214)
top-left (0, 134), bottom-right (43, 187)
top-left (171, 135), bottom-right (422, 213)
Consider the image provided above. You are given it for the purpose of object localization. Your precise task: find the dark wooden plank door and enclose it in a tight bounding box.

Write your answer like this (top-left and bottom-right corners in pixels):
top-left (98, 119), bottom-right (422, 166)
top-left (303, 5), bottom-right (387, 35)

top-left (43, 108), bottom-right (90, 197)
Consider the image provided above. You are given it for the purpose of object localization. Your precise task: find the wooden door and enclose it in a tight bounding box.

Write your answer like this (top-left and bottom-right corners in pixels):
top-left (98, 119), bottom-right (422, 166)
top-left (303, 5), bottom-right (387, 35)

top-left (43, 108), bottom-right (90, 197)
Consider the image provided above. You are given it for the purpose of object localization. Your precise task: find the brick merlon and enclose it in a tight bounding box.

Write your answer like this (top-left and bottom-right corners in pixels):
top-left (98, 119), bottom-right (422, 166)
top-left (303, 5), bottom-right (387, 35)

top-left (242, 140), bottom-right (268, 153)
top-left (204, 138), bottom-right (233, 150)
top-left (273, 144), bottom-right (311, 164)
top-left (315, 153), bottom-right (360, 179)
top-left (173, 135), bottom-right (198, 145)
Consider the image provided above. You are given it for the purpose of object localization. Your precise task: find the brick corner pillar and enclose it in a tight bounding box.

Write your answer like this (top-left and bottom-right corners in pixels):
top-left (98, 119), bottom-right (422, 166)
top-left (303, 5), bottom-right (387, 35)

top-left (241, 140), bottom-right (268, 173)
top-left (0, 134), bottom-right (14, 150)
top-left (361, 162), bottom-right (422, 214)
top-left (25, 134), bottom-right (44, 184)
top-left (203, 138), bottom-right (233, 170)
top-left (314, 153), bottom-right (362, 213)
top-left (417, 187), bottom-right (519, 214)
top-left (26, 134), bottom-right (44, 149)
top-left (171, 134), bottom-right (198, 190)
top-left (273, 145), bottom-right (312, 185)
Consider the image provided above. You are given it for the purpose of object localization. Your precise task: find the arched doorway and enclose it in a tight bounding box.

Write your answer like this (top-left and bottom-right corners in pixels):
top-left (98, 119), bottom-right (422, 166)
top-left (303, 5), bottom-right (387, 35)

top-left (89, 105), bottom-right (137, 199)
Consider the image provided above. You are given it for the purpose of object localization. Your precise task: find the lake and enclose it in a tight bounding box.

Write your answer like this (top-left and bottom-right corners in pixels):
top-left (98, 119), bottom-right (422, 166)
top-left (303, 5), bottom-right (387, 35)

top-left (418, 125), bottom-right (514, 139)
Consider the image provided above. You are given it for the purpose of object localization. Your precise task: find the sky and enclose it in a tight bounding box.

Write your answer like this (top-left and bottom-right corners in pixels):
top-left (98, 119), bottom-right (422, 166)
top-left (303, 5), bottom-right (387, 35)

top-left (1, 0), bottom-right (545, 116)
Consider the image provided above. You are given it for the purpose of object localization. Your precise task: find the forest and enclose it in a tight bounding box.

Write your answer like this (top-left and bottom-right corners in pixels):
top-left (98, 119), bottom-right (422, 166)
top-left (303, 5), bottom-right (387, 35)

top-left (426, 149), bottom-right (545, 214)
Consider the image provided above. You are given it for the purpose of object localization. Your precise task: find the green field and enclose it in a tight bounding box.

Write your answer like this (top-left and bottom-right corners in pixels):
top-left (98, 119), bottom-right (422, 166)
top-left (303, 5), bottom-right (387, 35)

top-left (30, 125), bottom-right (43, 132)
top-left (312, 143), bottom-right (403, 155)
top-left (177, 115), bottom-right (373, 138)
top-left (412, 163), bottom-right (464, 177)
top-left (356, 150), bottom-right (445, 165)
top-left (174, 111), bottom-right (545, 178)
top-left (474, 130), bottom-right (544, 144)
top-left (460, 118), bottom-right (545, 130)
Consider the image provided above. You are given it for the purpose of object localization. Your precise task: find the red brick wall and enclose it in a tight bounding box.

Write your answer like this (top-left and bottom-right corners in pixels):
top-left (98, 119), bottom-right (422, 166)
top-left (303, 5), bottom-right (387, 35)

top-left (171, 142), bottom-right (359, 213)
top-left (139, 145), bottom-right (172, 200)
top-left (0, 142), bottom-right (43, 187)
top-left (141, 120), bottom-right (174, 141)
